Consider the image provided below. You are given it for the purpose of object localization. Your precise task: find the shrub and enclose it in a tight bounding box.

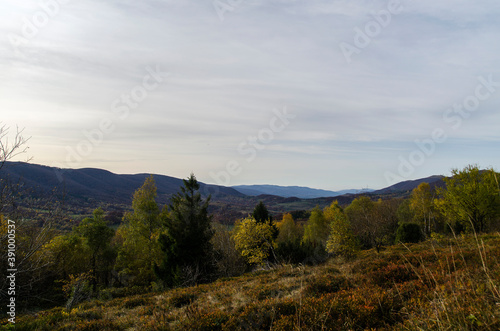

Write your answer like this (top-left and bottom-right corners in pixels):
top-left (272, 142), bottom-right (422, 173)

top-left (168, 291), bottom-right (197, 308)
top-left (395, 223), bottom-right (423, 244)
top-left (303, 274), bottom-right (349, 296)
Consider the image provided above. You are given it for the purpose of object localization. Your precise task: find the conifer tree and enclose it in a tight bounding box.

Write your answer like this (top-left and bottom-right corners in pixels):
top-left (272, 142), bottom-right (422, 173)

top-left (155, 174), bottom-right (214, 287)
top-left (75, 208), bottom-right (115, 292)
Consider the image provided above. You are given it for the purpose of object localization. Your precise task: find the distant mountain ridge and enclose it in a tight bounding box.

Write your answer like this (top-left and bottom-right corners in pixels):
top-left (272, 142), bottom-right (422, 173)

top-left (232, 185), bottom-right (374, 199)
top-left (0, 162), bottom-right (449, 224)
top-left (0, 162), bottom-right (244, 206)
top-left (372, 175), bottom-right (445, 194)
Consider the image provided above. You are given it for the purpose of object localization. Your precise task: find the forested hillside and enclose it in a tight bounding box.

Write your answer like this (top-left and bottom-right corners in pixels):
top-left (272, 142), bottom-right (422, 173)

top-left (1, 163), bottom-right (500, 329)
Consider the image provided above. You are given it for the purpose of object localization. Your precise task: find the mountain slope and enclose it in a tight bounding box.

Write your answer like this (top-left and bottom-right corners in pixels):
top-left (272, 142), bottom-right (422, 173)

top-left (0, 162), bottom-right (245, 205)
top-left (372, 175), bottom-right (445, 194)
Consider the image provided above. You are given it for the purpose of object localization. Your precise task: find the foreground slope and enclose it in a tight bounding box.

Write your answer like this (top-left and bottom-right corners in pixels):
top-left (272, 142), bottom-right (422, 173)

top-left (6, 234), bottom-right (500, 330)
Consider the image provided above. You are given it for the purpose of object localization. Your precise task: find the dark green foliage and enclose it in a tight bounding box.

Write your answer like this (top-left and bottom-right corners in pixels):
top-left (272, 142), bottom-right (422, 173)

top-left (395, 223), bottom-right (424, 244)
top-left (275, 240), bottom-right (312, 264)
top-left (155, 173), bottom-right (215, 287)
top-left (74, 208), bottom-right (116, 292)
top-left (252, 201), bottom-right (271, 224)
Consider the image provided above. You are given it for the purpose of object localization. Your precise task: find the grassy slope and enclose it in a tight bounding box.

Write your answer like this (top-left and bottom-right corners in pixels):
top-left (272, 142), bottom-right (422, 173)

top-left (3, 233), bottom-right (500, 330)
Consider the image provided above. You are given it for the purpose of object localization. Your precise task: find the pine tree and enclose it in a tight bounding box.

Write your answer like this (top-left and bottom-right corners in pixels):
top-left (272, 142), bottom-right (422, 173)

top-left (252, 201), bottom-right (277, 239)
top-left (253, 201), bottom-right (271, 223)
top-left (75, 208), bottom-right (115, 292)
top-left (155, 174), bottom-right (214, 287)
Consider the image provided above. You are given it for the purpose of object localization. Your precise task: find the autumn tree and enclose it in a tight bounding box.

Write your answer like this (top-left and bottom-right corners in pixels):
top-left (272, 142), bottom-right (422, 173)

top-left (373, 198), bottom-right (402, 249)
top-left (276, 213), bottom-right (302, 244)
top-left (211, 223), bottom-right (247, 278)
top-left (302, 206), bottom-right (329, 247)
top-left (275, 213), bottom-right (307, 263)
top-left (435, 165), bottom-right (500, 233)
top-left (325, 201), bottom-right (359, 258)
top-left (154, 174), bottom-right (214, 287)
top-left (233, 217), bottom-right (275, 265)
top-left (346, 196), bottom-right (399, 252)
top-left (345, 196), bottom-right (375, 249)
top-left (410, 182), bottom-right (436, 235)
top-left (116, 176), bottom-right (166, 285)
top-left (253, 201), bottom-right (277, 239)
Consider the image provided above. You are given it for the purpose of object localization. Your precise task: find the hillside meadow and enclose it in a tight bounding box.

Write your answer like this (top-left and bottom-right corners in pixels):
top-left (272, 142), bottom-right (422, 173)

top-left (3, 233), bottom-right (499, 330)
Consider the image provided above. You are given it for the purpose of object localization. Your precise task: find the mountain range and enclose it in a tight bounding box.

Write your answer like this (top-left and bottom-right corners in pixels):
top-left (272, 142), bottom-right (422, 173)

top-left (0, 161), bottom-right (446, 223)
top-left (232, 185), bottom-right (374, 199)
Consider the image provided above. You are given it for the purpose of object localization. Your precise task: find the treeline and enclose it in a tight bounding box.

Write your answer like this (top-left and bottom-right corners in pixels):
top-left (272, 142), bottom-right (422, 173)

top-left (1, 165), bottom-right (499, 314)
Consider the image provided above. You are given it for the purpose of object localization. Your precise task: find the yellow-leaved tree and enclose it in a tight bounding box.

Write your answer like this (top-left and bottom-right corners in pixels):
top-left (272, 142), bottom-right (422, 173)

top-left (115, 175), bottom-right (168, 286)
top-left (325, 201), bottom-right (359, 258)
top-left (233, 217), bottom-right (275, 265)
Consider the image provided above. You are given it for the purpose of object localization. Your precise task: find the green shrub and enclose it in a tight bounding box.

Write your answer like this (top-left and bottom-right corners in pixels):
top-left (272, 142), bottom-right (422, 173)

top-left (395, 223), bottom-right (423, 244)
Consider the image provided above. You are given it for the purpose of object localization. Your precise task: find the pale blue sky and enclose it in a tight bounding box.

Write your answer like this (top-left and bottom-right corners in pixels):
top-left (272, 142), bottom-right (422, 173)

top-left (1, 0), bottom-right (499, 190)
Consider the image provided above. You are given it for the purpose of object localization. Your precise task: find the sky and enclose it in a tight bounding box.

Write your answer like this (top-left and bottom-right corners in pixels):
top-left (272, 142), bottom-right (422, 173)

top-left (1, 0), bottom-right (499, 191)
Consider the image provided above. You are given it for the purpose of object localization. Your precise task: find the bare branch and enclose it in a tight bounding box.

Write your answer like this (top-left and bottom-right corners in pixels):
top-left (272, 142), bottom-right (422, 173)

top-left (0, 124), bottom-right (32, 170)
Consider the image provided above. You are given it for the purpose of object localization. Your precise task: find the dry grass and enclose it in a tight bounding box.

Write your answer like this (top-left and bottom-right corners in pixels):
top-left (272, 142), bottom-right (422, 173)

top-left (3, 233), bottom-right (500, 330)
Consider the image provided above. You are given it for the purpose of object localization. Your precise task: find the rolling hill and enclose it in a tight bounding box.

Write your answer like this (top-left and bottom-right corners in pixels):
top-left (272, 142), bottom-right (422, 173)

top-left (0, 162), bottom-right (449, 224)
top-left (0, 162), bottom-right (244, 205)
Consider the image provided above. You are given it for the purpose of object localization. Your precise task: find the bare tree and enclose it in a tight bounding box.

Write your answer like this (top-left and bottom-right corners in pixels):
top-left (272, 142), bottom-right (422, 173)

top-left (0, 125), bottom-right (60, 308)
top-left (0, 124), bottom-right (31, 170)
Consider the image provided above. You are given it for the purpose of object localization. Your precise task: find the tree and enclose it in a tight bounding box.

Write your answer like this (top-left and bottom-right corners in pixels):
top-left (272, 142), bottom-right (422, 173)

top-left (211, 223), bottom-right (247, 278)
top-left (275, 213), bottom-right (307, 264)
top-left (435, 165), bottom-right (500, 233)
top-left (410, 182), bottom-right (436, 235)
top-left (396, 199), bottom-right (413, 224)
top-left (155, 174), bottom-right (214, 287)
top-left (0, 124), bottom-right (30, 170)
top-left (395, 223), bottom-right (424, 244)
top-left (75, 208), bottom-right (115, 292)
top-left (325, 201), bottom-right (359, 258)
top-left (345, 196), bottom-right (375, 249)
top-left (232, 217), bottom-right (275, 265)
top-left (116, 176), bottom-right (166, 285)
top-left (252, 201), bottom-right (277, 239)
top-left (373, 198), bottom-right (402, 251)
top-left (346, 196), bottom-right (399, 252)
top-left (302, 206), bottom-right (329, 247)
top-left (276, 213), bottom-right (302, 244)
top-left (253, 201), bottom-right (271, 224)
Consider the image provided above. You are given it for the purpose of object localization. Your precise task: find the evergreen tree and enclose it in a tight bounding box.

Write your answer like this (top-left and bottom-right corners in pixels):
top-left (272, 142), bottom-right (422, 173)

top-left (252, 201), bottom-right (277, 239)
top-left (155, 174), bottom-right (214, 287)
top-left (253, 201), bottom-right (271, 223)
top-left (75, 208), bottom-right (115, 292)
